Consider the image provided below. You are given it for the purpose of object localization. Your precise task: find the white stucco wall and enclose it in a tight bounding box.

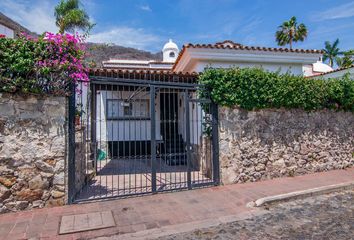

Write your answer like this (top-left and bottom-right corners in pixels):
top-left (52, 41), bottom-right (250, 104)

top-left (303, 65), bottom-right (313, 77)
top-left (96, 90), bottom-right (161, 142)
top-left (0, 23), bottom-right (14, 38)
top-left (193, 61), bottom-right (305, 75)
top-left (178, 92), bottom-right (203, 145)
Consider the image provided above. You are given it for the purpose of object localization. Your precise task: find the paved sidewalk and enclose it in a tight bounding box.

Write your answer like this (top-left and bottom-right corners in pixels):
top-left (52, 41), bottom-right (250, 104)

top-left (0, 168), bottom-right (353, 240)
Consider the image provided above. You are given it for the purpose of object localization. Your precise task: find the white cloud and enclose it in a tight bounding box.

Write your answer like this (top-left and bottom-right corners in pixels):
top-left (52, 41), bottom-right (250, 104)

top-left (238, 17), bottom-right (263, 34)
top-left (0, 0), bottom-right (161, 50)
top-left (89, 27), bottom-right (161, 50)
top-left (194, 33), bottom-right (223, 40)
top-left (313, 2), bottom-right (354, 21)
top-left (139, 4), bottom-right (152, 12)
top-left (0, 0), bottom-right (57, 34)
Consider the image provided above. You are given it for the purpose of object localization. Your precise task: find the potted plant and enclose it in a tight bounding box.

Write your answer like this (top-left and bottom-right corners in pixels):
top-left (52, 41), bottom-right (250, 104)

top-left (75, 103), bottom-right (85, 126)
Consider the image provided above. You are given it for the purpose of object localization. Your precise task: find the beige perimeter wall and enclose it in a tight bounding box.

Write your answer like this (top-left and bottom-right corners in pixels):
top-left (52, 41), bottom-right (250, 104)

top-left (219, 107), bottom-right (354, 184)
top-left (0, 93), bottom-right (66, 213)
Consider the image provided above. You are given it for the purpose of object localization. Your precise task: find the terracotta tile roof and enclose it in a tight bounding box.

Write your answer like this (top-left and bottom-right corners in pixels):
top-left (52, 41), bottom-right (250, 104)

top-left (89, 68), bottom-right (199, 83)
top-left (308, 64), bottom-right (354, 78)
top-left (172, 40), bottom-right (323, 71)
top-left (90, 68), bottom-right (197, 76)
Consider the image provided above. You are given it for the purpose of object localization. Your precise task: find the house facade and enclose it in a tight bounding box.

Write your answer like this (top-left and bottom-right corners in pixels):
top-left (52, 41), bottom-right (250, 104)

top-left (94, 39), bottom-right (327, 170)
top-left (92, 40), bottom-right (326, 163)
top-left (0, 12), bottom-right (36, 38)
top-left (67, 39), bottom-right (333, 202)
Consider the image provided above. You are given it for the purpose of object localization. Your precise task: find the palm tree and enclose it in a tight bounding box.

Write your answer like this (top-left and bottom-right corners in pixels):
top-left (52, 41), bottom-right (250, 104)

top-left (54, 0), bottom-right (94, 34)
top-left (336, 50), bottom-right (354, 68)
top-left (275, 16), bottom-right (308, 49)
top-left (322, 39), bottom-right (342, 67)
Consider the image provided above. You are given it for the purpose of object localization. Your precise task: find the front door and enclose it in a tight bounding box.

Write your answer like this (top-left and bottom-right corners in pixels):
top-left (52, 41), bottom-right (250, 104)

top-left (160, 92), bottom-right (178, 140)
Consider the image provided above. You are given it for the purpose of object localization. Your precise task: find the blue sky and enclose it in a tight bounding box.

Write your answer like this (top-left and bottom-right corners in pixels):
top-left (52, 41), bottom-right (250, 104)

top-left (1, 0), bottom-right (354, 52)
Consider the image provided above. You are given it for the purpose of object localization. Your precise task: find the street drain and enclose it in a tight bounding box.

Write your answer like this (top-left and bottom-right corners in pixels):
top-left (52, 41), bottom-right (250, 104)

top-left (59, 210), bottom-right (116, 234)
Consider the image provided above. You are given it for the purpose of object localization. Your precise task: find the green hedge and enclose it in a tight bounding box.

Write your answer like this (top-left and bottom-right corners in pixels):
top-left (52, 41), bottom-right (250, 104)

top-left (198, 68), bottom-right (354, 111)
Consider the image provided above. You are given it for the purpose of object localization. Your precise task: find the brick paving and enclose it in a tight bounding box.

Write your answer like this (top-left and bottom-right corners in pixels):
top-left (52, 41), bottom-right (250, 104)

top-left (0, 168), bottom-right (353, 240)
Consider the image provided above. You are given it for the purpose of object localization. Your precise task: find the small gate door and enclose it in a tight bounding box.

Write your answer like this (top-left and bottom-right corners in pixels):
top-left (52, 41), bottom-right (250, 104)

top-left (186, 93), bottom-right (219, 189)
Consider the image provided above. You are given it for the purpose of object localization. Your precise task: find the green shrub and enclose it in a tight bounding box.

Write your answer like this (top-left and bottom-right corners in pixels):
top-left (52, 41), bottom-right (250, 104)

top-left (198, 68), bottom-right (354, 111)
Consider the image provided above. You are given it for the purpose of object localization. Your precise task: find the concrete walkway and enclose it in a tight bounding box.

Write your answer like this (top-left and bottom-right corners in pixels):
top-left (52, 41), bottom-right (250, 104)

top-left (0, 168), bottom-right (353, 240)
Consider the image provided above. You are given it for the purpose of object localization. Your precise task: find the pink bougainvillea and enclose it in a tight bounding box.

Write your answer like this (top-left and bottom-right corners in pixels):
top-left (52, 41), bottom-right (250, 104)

top-left (38, 32), bottom-right (89, 84)
top-left (0, 31), bottom-right (89, 94)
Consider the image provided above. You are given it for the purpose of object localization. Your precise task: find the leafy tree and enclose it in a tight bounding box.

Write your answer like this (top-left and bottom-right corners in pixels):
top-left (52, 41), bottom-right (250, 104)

top-left (54, 0), bottom-right (94, 34)
top-left (336, 50), bottom-right (354, 68)
top-left (275, 16), bottom-right (308, 49)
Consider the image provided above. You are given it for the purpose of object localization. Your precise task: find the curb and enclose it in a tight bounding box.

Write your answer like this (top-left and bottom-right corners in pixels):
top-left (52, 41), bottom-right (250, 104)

top-left (250, 181), bottom-right (354, 207)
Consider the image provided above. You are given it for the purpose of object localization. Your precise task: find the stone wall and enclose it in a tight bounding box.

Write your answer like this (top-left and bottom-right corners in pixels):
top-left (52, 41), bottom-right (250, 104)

top-left (219, 107), bottom-right (354, 184)
top-left (0, 93), bottom-right (66, 213)
top-left (74, 126), bottom-right (95, 195)
top-left (190, 138), bottom-right (213, 178)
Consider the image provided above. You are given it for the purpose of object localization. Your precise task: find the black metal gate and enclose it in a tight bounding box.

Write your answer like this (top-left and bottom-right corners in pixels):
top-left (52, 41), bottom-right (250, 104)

top-left (68, 73), bottom-right (219, 203)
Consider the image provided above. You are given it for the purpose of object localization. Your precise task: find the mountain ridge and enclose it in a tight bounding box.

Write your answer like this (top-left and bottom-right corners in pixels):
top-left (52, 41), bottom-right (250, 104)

top-left (85, 42), bottom-right (163, 67)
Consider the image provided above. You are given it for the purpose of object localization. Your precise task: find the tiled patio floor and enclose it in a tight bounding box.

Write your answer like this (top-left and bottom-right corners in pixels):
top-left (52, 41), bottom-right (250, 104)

top-left (0, 168), bottom-right (353, 240)
top-left (76, 157), bottom-right (212, 200)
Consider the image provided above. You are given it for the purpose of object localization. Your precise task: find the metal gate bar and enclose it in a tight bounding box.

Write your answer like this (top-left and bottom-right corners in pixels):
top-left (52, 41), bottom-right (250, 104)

top-left (150, 85), bottom-right (157, 193)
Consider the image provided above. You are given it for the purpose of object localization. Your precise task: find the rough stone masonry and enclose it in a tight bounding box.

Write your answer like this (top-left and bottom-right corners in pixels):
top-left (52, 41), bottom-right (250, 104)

top-left (0, 93), bottom-right (66, 213)
top-left (219, 107), bottom-right (354, 184)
